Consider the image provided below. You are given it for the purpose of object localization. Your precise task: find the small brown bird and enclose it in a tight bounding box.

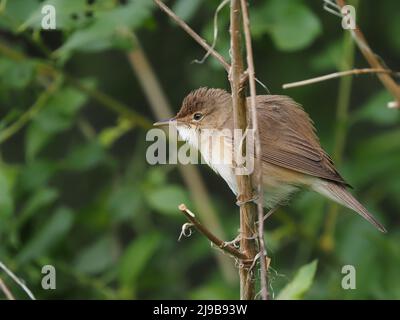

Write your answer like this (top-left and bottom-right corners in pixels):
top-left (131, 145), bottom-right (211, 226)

top-left (154, 88), bottom-right (386, 232)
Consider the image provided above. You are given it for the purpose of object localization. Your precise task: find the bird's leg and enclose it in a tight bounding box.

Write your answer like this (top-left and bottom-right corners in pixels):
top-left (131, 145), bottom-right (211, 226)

top-left (258, 204), bottom-right (280, 223)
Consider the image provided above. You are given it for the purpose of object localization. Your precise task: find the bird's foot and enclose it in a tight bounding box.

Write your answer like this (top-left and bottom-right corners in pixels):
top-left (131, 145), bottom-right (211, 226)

top-left (221, 234), bottom-right (241, 249)
top-left (236, 193), bottom-right (259, 206)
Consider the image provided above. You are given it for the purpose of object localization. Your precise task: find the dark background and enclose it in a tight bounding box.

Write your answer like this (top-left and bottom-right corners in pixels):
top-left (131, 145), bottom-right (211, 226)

top-left (0, 0), bottom-right (399, 299)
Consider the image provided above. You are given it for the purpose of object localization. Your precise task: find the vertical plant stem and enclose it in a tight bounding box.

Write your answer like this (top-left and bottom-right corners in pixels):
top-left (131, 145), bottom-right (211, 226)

top-left (240, 0), bottom-right (268, 300)
top-left (321, 5), bottom-right (357, 251)
top-left (336, 0), bottom-right (400, 105)
top-left (229, 0), bottom-right (258, 300)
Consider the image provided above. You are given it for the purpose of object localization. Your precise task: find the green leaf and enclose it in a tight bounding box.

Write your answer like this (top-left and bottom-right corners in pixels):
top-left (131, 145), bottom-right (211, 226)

top-left (145, 185), bottom-right (191, 216)
top-left (251, 0), bottom-right (321, 51)
top-left (25, 86), bottom-right (88, 160)
top-left (277, 260), bottom-right (318, 300)
top-left (17, 207), bottom-right (74, 264)
top-left (18, 160), bottom-right (57, 192)
top-left (63, 141), bottom-right (105, 171)
top-left (172, 0), bottom-right (203, 22)
top-left (32, 86), bottom-right (88, 133)
top-left (118, 233), bottom-right (161, 297)
top-left (108, 183), bottom-right (143, 221)
top-left (0, 0), bottom-right (39, 31)
top-left (17, 188), bottom-right (59, 227)
top-left (74, 236), bottom-right (117, 274)
top-left (0, 57), bottom-right (34, 89)
top-left (0, 167), bottom-right (14, 219)
top-left (54, 0), bottom-right (153, 60)
top-left (19, 0), bottom-right (95, 31)
top-left (353, 90), bottom-right (399, 125)
top-left (310, 39), bottom-right (344, 72)
top-left (98, 118), bottom-right (133, 148)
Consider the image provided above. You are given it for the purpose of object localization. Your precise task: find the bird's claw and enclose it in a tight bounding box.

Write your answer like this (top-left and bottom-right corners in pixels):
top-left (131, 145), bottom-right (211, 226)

top-left (236, 193), bottom-right (259, 206)
top-left (221, 235), bottom-right (241, 248)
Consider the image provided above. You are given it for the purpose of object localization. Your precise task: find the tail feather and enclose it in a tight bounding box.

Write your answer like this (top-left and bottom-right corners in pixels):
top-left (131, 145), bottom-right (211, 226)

top-left (313, 181), bottom-right (387, 233)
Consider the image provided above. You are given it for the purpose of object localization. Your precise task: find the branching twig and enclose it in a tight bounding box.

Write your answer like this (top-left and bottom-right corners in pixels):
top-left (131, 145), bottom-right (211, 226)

top-left (193, 0), bottom-right (229, 66)
top-left (154, 0), bottom-right (230, 72)
top-left (0, 261), bottom-right (36, 300)
top-left (240, 0), bottom-right (268, 301)
top-left (153, 1), bottom-right (270, 93)
top-left (335, 0), bottom-right (400, 105)
top-left (283, 68), bottom-right (395, 89)
top-left (178, 204), bottom-right (248, 261)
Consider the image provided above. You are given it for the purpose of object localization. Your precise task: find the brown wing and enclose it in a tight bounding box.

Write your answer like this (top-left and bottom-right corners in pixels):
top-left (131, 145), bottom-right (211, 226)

top-left (254, 95), bottom-right (349, 186)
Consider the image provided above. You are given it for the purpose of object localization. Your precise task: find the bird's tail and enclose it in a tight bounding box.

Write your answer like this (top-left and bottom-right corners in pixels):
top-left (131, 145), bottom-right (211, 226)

top-left (312, 181), bottom-right (386, 233)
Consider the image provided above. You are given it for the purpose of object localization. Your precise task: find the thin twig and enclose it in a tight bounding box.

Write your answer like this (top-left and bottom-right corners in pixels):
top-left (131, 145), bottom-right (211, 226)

top-left (193, 0), bottom-right (230, 66)
top-left (283, 68), bottom-right (395, 89)
top-left (178, 204), bottom-right (248, 260)
top-left (153, 1), bottom-right (270, 93)
top-left (240, 0), bottom-right (268, 301)
top-left (0, 277), bottom-right (15, 300)
top-left (154, 0), bottom-right (230, 72)
top-left (335, 0), bottom-right (400, 104)
top-left (0, 261), bottom-right (36, 300)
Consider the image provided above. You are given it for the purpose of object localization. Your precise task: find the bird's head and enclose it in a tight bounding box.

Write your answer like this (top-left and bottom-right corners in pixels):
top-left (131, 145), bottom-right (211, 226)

top-left (154, 87), bottom-right (232, 145)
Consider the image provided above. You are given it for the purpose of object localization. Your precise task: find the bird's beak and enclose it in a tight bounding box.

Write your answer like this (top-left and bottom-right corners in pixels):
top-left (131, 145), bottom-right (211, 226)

top-left (153, 117), bottom-right (176, 127)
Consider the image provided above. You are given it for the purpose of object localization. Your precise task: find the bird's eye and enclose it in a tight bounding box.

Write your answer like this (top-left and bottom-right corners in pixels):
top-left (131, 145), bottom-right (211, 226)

top-left (193, 113), bottom-right (203, 121)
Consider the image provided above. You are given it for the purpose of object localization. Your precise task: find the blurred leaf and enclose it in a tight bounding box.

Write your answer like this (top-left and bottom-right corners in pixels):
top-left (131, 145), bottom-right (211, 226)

top-left (26, 86), bottom-right (88, 160)
top-left (63, 141), bottom-right (105, 171)
top-left (18, 160), bottom-right (57, 192)
top-left (108, 183), bottom-right (143, 221)
top-left (310, 39), bottom-right (343, 72)
top-left (251, 0), bottom-right (321, 51)
top-left (54, 0), bottom-right (153, 60)
top-left (145, 185), bottom-right (191, 216)
top-left (32, 86), bottom-right (87, 132)
top-left (17, 187), bottom-right (58, 227)
top-left (0, 167), bottom-right (14, 219)
top-left (75, 235), bottom-right (117, 274)
top-left (19, 0), bottom-right (98, 31)
top-left (146, 167), bottom-right (167, 187)
top-left (0, 57), bottom-right (35, 89)
top-left (190, 280), bottom-right (236, 300)
top-left (0, 0), bottom-right (39, 30)
top-left (353, 90), bottom-right (399, 125)
top-left (17, 207), bottom-right (74, 264)
top-left (277, 260), bottom-right (318, 300)
top-left (172, 0), bottom-right (203, 22)
top-left (98, 118), bottom-right (134, 148)
top-left (118, 232), bottom-right (161, 297)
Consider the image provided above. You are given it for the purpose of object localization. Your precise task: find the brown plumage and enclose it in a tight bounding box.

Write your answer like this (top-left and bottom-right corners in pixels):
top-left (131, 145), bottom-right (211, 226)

top-left (155, 87), bottom-right (386, 232)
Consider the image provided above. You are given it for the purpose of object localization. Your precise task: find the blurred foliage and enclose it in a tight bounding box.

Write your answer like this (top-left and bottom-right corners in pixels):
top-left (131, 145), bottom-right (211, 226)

top-left (0, 0), bottom-right (399, 299)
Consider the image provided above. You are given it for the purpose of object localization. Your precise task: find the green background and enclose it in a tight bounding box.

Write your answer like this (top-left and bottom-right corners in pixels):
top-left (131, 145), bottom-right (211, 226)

top-left (0, 0), bottom-right (399, 299)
